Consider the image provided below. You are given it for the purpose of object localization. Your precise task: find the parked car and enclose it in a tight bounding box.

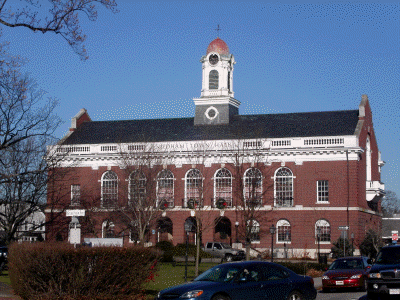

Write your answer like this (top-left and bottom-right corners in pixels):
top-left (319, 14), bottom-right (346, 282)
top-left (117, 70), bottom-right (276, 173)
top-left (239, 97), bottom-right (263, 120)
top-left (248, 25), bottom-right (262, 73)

top-left (203, 242), bottom-right (245, 261)
top-left (0, 246), bottom-right (8, 272)
top-left (321, 256), bottom-right (371, 293)
top-left (155, 260), bottom-right (317, 300)
top-left (367, 244), bottom-right (400, 299)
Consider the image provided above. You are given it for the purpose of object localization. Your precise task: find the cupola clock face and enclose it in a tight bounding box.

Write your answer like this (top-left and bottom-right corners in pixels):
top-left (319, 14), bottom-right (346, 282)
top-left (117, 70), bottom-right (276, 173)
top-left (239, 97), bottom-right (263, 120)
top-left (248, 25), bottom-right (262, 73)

top-left (209, 54), bottom-right (219, 65)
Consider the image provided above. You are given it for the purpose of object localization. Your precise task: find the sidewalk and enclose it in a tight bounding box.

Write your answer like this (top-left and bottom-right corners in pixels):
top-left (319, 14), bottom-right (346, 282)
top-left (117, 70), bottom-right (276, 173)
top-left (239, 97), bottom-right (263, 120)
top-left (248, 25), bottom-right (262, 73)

top-left (0, 282), bottom-right (21, 300)
top-left (314, 277), bottom-right (322, 290)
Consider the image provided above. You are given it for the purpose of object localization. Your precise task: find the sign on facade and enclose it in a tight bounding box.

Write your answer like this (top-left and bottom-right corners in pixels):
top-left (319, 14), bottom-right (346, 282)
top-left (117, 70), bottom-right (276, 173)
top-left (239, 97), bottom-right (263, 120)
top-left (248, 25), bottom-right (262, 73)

top-left (66, 209), bottom-right (85, 217)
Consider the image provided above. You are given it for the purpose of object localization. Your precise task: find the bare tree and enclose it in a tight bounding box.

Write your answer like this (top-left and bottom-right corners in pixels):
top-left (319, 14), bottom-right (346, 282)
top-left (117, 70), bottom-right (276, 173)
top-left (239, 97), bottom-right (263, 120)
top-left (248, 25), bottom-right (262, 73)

top-left (0, 43), bottom-right (71, 244)
top-left (230, 137), bottom-right (274, 260)
top-left (0, 1), bottom-right (119, 242)
top-left (183, 141), bottom-right (221, 277)
top-left (109, 142), bottom-right (170, 245)
top-left (381, 190), bottom-right (400, 217)
top-left (0, 0), bottom-right (118, 60)
top-left (0, 135), bottom-right (73, 244)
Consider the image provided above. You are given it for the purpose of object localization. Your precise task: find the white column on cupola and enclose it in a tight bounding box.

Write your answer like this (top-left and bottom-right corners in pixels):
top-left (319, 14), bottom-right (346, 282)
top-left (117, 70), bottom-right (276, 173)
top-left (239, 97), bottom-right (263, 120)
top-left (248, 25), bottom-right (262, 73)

top-left (194, 37), bottom-right (240, 126)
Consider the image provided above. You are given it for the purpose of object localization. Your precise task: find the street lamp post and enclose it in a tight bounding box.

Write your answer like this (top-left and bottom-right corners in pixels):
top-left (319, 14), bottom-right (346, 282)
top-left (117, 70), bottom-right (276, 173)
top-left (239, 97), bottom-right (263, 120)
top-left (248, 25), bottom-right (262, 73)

top-left (235, 221), bottom-right (239, 243)
top-left (316, 227), bottom-right (321, 263)
top-left (184, 222), bottom-right (192, 282)
top-left (269, 225), bottom-right (276, 263)
top-left (351, 233), bottom-right (355, 256)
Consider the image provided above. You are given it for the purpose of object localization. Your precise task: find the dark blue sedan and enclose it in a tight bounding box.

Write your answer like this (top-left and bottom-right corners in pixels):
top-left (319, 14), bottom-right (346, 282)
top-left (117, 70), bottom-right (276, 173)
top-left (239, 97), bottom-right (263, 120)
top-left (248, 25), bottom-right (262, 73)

top-left (155, 261), bottom-right (317, 300)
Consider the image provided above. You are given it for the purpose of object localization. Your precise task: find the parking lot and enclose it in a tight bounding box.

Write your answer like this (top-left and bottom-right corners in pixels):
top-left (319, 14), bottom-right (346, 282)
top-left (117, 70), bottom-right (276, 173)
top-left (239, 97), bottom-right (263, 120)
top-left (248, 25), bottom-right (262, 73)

top-left (316, 290), bottom-right (367, 300)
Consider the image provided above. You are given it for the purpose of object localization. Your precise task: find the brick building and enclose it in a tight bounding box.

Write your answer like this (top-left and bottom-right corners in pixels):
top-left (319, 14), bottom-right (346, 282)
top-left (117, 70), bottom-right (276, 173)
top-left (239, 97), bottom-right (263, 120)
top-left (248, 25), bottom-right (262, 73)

top-left (46, 38), bottom-right (385, 258)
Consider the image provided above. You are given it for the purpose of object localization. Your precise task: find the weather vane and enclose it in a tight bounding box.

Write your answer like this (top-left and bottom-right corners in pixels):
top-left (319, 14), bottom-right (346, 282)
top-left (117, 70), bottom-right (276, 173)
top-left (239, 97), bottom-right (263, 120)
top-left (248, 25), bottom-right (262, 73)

top-left (215, 24), bottom-right (221, 37)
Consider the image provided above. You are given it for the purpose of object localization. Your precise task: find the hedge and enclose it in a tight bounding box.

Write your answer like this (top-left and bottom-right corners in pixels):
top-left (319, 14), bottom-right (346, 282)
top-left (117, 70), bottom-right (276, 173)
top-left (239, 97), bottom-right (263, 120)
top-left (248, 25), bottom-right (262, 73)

top-left (278, 261), bottom-right (328, 275)
top-left (154, 242), bottom-right (215, 263)
top-left (8, 242), bottom-right (160, 300)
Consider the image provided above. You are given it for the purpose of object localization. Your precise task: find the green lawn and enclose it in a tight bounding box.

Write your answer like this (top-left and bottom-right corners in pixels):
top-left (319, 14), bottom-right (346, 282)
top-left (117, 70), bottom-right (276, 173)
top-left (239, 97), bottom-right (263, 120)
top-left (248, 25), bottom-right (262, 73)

top-left (145, 262), bottom-right (219, 299)
top-left (0, 270), bottom-right (11, 285)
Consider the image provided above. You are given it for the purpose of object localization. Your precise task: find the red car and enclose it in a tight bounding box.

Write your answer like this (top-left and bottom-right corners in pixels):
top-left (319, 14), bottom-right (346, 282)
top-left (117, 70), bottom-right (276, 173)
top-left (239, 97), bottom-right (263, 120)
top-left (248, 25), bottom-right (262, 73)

top-left (322, 256), bottom-right (371, 293)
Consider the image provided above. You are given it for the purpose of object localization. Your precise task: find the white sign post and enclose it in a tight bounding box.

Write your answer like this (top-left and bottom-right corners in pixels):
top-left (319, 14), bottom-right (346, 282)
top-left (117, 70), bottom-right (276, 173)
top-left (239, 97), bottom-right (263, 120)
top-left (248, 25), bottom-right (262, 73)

top-left (67, 210), bottom-right (85, 246)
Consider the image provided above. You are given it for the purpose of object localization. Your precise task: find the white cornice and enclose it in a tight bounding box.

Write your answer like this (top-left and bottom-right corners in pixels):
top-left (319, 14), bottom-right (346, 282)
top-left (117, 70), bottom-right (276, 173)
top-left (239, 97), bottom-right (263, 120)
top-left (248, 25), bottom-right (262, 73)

top-left (193, 96), bottom-right (240, 108)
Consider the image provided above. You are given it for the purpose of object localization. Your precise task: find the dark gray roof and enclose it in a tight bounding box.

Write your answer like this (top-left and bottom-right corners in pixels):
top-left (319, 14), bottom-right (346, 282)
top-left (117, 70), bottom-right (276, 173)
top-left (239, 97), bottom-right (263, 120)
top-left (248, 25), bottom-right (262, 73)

top-left (62, 110), bottom-right (360, 145)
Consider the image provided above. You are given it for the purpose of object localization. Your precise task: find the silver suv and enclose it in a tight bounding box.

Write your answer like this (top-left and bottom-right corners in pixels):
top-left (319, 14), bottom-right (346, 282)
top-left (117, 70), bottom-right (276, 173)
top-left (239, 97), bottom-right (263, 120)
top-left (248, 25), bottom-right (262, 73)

top-left (203, 242), bottom-right (245, 261)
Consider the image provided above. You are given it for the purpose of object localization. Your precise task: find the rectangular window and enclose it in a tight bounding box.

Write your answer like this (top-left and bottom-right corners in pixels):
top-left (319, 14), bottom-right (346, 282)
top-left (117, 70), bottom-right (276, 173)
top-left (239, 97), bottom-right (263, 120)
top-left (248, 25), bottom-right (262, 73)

top-left (71, 184), bottom-right (81, 206)
top-left (317, 180), bottom-right (329, 202)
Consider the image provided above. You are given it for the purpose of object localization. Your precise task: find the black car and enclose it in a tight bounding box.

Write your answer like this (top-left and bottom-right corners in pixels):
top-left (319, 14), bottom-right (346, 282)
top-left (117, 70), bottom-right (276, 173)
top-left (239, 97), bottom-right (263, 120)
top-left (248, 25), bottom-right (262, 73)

top-left (156, 261), bottom-right (317, 300)
top-left (367, 244), bottom-right (400, 299)
top-left (0, 246), bottom-right (7, 271)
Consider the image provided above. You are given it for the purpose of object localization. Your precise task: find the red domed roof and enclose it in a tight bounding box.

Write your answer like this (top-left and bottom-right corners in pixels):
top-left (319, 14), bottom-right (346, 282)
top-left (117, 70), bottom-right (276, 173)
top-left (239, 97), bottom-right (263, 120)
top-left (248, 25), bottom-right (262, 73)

top-left (206, 38), bottom-right (229, 55)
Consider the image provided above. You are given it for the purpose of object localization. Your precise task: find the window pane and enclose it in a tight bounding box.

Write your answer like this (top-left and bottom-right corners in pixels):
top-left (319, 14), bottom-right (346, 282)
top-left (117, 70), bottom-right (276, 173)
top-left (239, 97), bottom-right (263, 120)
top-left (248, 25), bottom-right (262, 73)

top-left (71, 184), bottom-right (81, 206)
top-left (317, 180), bottom-right (329, 202)
top-left (244, 168), bottom-right (262, 206)
top-left (209, 70), bottom-right (219, 89)
top-left (275, 168), bottom-right (293, 207)
top-left (102, 171), bottom-right (118, 208)
top-left (215, 168), bottom-right (232, 207)
top-left (157, 170), bottom-right (174, 207)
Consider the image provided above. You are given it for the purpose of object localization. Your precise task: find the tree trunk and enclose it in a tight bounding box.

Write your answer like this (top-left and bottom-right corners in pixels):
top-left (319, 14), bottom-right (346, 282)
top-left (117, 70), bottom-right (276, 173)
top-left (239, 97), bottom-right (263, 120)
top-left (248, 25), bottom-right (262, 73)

top-left (195, 218), bottom-right (201, 277)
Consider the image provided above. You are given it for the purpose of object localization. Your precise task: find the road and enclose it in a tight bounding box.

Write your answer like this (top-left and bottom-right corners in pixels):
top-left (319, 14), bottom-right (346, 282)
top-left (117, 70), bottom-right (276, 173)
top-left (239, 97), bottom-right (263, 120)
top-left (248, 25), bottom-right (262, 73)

top-left (316, 290), bottom-right (367, 300)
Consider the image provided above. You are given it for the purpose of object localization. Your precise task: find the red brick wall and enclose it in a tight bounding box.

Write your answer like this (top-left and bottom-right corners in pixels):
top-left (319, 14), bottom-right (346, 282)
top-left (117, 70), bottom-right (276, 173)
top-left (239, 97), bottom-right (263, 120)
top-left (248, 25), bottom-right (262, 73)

top-left (46, 155), bottom-right (380, 252)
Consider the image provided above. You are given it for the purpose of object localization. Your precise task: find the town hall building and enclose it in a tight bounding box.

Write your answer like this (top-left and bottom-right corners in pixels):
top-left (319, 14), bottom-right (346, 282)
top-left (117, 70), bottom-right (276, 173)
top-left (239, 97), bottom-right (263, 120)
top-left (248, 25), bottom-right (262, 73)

top-left (46, 38), bottom-right (385, 258)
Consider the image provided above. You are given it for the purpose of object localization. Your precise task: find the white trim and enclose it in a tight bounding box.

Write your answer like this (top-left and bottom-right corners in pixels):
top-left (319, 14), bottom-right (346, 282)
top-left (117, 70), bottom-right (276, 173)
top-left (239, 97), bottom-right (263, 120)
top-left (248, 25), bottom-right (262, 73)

top-left (205, 106), bottom-right (219, 120)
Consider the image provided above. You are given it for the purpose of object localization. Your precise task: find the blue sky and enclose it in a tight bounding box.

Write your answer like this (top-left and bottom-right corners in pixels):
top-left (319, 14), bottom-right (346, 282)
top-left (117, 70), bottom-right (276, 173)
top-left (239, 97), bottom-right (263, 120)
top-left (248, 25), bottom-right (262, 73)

top-left (2, 1), bottom-right (399, 197)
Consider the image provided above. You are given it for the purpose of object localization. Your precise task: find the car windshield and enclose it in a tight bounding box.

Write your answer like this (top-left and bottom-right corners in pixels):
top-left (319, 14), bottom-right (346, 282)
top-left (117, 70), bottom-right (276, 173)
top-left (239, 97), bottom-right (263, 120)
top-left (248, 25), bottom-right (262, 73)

top-left (194, 265), bottom-right (241, 283)
top-left (376, 248), bottom-right (400, 265)
top-left (329, 259), bottom-right (363, 270)
top-left (221, 243), bottom-right (232, 249)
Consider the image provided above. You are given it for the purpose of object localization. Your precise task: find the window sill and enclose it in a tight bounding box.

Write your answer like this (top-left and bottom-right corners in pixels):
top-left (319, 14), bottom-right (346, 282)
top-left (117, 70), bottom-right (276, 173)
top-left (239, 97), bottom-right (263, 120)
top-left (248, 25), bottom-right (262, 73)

top-left (316, 202), bottom-right (330, 204)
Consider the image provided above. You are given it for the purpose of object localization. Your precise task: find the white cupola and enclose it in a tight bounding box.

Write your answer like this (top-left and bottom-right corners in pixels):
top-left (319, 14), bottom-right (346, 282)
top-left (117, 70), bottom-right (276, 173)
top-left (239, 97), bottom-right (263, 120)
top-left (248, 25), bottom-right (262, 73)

top-left (193, 38), bottom-right (240, 126)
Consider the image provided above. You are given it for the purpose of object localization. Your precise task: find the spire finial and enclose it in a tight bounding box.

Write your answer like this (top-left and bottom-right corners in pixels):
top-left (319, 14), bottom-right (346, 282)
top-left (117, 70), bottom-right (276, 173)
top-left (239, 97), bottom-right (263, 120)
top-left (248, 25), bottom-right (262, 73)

top-left (215, 24), bottom-right (221, 37)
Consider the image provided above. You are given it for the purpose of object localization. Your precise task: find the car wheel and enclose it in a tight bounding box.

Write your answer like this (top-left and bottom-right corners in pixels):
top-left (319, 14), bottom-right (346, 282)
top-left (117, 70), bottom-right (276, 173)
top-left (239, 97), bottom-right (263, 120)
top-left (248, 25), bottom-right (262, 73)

top-left (225, 254), bottom-right (233, 262)
top-left (211, 294), bottom-right (230, 300)
top-left (287, 291), bottom-right (302, 300)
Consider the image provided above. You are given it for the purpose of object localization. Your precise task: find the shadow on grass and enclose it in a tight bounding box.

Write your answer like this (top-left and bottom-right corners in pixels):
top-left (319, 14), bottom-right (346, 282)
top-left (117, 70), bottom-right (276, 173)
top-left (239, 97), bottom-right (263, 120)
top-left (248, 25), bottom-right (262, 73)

top-left (145, 289), bottom-right (158, 298)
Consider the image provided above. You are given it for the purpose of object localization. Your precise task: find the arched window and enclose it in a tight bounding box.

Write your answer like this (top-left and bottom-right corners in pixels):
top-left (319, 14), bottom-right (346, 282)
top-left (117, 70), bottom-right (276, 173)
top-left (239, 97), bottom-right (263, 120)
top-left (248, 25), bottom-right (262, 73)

top-left (185, 169), bottom-right (203, 208)
top-left (244, 168), bottom-right (262, 206)
top-left (247, 219), bottom-right (260, 242)
top-left (214, 168), bottom-right (232, 208)
top-left (102, 220), bottom-right (115, 238)
top-left (101, 171), bottom-right (118, 208)
top-left (209, 70), bottom-right (219, 89)
top-left (129, 171), bottom-right (146, 206)
top-left (157, 170), bottom-right (174, 208)
top-left (277, 219), bottom-right (291, 243)
top-left (315, 219), bottom-right (331, 242)
top-left (274, 167), bottom-right (293, 207)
